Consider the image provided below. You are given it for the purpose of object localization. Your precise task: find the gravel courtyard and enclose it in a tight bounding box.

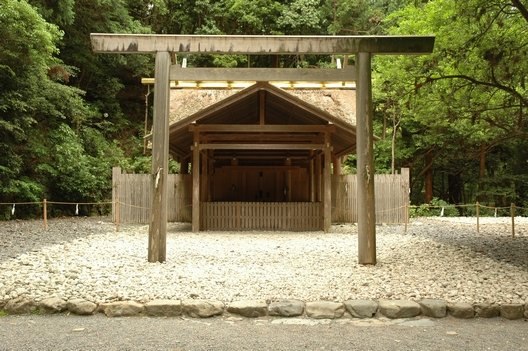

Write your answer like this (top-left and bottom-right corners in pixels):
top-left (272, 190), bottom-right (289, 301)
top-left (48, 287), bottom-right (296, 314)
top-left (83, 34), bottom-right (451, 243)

top-left (1, 217), bottom-right (527, 305)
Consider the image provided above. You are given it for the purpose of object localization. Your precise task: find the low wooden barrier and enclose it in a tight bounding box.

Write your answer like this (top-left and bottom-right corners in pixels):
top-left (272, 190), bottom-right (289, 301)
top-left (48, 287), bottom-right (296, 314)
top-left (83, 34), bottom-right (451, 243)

top-left (200, 201), bottom-right (322, 231)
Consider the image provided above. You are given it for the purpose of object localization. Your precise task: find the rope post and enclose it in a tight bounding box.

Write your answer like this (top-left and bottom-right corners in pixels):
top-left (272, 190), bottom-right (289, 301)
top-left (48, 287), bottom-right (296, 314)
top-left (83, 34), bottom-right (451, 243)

top-left (43, 199), bottom-right (48, 229)
top-left (115, 198), bottom-right (120, 232)
top-left (511, 203), bottom-right (515, 238)
top-left (476, 202), bottom-right (480, 233)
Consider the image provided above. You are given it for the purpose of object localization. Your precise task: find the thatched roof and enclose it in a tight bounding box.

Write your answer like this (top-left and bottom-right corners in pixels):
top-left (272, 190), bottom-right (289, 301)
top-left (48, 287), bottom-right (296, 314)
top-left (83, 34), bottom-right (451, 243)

top-left (169, 86), bottom-right (356, 127)
top-left (165, 82), bottom-right (358, 159)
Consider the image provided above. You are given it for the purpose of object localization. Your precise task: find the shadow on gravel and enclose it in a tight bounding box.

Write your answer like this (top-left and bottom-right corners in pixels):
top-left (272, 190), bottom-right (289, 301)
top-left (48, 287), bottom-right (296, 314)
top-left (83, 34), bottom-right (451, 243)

top-left (0, 217), bottom-right (114, 262)
top-left (411, 222), bottom-right (528, 271)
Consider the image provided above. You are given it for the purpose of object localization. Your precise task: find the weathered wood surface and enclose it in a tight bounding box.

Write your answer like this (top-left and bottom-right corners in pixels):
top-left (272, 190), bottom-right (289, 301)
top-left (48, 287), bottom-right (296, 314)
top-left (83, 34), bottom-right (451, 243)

top-left (91, 34), bottom-right (435, 55)
top-left (113, 168), bottom-right (409, 226)
top-left (112, 167), bottom-right (191, 224)
top-left (201, 202), bottom-right (322, 231)
top-left (356, 51), bottom-right (376, 265)
top-left (170, 67), bottom-right (356, 82)
top-left (332, 169), bottom-right (410, 224)
top-left (148, 51), bottom-right (171, 262)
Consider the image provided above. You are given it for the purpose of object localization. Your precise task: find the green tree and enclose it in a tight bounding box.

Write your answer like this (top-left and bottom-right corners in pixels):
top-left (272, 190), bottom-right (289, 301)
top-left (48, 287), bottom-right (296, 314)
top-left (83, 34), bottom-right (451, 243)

top-left (373, 0), bottom-right (528, 206)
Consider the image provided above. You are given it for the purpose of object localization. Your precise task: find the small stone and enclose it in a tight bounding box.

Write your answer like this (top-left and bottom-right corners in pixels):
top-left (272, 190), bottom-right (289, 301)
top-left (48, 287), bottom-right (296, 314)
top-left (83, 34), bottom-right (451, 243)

top-left (104, 301), bottom-right (144, 317)
top-left (474, 303), bottom-right (500, 318)
top-left (182, 299), bottom-right (224, 318)
top-left (145, 299), bottom-right (182, 317)
top-left (305, 301), bottom-right (345, 319)
top-left (500, 304), bottom-right (524, 320)
top-left (268, 300), bottom-right (304, 317)
top-left (4, 297), bottom-right (36, 315)
top-left (227, 300), bottom-right (267, 318)
top-left (344, 300), bottom-right (378, 318)
top-left (39, 297), bottom-right (67, 314)
top-left (379, 300), bottom-right (421, 319)
top-left (419, 299), bottom-right (446, 318)
top-left (67, 299), bottom-right (97, 315)
top-left (447, 302), bottom-right (474, 319)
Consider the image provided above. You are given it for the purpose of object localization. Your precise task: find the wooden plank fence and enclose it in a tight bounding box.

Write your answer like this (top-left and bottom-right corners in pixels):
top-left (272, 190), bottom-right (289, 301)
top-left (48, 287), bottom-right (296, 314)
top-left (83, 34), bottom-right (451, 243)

top-left (112, 167), bottom-right (191, 223)
top-left (112, 167), bottom-right (409, 226)
top-left (333, 168), bottom-right (410, 224)
top-left (201, 202), bottom-right (322, 231)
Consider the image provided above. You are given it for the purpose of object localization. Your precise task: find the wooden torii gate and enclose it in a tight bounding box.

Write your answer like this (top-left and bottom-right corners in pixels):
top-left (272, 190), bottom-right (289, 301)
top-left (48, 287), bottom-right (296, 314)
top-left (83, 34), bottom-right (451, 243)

top-left (90, 34), bottom-right (435, 265)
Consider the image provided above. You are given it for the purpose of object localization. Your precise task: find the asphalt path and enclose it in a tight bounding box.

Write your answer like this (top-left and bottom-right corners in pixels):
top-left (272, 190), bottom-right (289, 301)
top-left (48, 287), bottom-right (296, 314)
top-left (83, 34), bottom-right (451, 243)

top-left (1, 315), bottom-right (527, 351)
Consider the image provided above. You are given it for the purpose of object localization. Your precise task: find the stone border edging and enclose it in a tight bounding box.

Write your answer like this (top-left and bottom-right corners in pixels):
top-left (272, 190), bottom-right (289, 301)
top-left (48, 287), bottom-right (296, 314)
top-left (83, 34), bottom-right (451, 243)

top-left (1, 297), bottom-right (527, 320)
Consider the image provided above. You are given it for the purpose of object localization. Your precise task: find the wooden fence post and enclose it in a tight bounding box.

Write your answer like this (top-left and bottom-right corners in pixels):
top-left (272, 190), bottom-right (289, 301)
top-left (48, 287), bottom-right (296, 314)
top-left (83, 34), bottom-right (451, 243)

top-left (404, 203), bottom-right (408, 233)
top-left (43, 199), bottom-right (48, 229)
top-left (511, 203), bottom-right (515, 237)
top-left (115, 197), bottom-right (120, 232)
top-left (476, 202), bottom-right (480, 233)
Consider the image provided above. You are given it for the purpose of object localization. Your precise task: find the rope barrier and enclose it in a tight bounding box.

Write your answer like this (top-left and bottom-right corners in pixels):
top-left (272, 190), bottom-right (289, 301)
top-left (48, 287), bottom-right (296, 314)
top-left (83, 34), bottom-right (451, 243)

top-left (1, 199), bottom-right (525, 236)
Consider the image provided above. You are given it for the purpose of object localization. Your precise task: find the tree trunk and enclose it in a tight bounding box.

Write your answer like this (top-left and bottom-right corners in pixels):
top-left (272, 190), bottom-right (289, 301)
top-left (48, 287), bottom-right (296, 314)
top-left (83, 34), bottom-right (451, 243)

top-left (448, 172), bottom-right (463, 204)
top-left (424, 150), bottom-right (434, 203)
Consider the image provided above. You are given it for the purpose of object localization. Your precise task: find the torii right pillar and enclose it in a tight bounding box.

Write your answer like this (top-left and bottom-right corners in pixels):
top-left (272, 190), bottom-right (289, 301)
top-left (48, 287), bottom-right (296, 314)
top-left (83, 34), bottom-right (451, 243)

top-left (356, 52), bottom-right (376, 265)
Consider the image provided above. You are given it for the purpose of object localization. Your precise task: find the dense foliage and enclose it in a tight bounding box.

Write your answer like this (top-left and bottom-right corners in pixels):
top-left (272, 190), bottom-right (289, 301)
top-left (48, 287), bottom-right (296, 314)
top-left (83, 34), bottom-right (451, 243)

top-left (1, 0), bottom-right (527, 218)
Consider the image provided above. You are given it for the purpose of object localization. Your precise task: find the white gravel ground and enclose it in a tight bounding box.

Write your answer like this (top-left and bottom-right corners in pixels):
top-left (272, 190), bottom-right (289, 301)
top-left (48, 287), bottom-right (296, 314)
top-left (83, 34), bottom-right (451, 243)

top-left (1, 217), bottom-right (527, 305)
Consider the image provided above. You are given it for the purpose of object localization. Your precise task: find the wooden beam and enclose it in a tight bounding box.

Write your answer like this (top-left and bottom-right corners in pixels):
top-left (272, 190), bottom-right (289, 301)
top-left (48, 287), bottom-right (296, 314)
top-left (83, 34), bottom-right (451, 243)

top-left (218, 165), bottom-right (303, 171)
top-left (148, 51), bottom-right (170, 263)
top-left (259, 90), bottom-right (265, 125)
top-left (192, 132), bottom-right (200, 232)
top-left (356, 52), bottom-right (376, 265)
top-left (309, 151), bottom-right (315, 203)
top-left (91, 34), bottom-right (435, 55)
top-left (170, 67), bottom-right (356, 82)
top-left (199, 143), bottom-right (325, 150)
top-left (323, 132), bottom-right (332, 232)
top-left (190, 124), bottom-right (335, 133)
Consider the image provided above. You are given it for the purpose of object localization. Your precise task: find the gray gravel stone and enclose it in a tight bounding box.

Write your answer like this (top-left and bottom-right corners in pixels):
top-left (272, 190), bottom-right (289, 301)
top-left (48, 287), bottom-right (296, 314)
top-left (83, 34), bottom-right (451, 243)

top-left (4, 297), bottom-right (36, 315)
top-left (182, 299), bottom-right (224, 318)
top-left (144, 299), bottom-right (182, 317)
top-left (39, 297), bottom-right (67, 314)
top-left (448, 302), bottom-right (475, 319)
top-left (2, 217), bottom-right (528, 306)
top-left (227, 300), bottom-right (268, 318)
top-left (268, 300), bottom-right (304, 317)
top-left (474, 303), bottom-right (500, 318)
top-left (305, 301), bottom-right (345, 319)
top-left (344, 300), bottom-right (378, 318)
top-left (378, 300), bottom-right (421, 319)
top-left (500, 304), bottom-right (524, 320)
top-left (104, 301), bottom-right (144, 317)
top-left (419, 299), bottom-right (446, 318)
top-left (67, 299), bottom-right (97, 315)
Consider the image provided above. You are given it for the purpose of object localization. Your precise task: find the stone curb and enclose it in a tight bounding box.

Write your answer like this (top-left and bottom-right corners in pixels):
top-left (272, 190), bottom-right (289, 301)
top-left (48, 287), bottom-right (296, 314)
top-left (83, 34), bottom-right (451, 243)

top-left (0, 297), bottom-right (526, 320)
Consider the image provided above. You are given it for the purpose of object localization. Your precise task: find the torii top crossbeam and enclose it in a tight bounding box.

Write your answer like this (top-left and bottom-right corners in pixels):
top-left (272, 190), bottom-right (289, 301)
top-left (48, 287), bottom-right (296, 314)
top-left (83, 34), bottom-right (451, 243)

top-left (91, 34), bottom-right (434, 265)
top-left (90, 34), bottom-right (434, 55)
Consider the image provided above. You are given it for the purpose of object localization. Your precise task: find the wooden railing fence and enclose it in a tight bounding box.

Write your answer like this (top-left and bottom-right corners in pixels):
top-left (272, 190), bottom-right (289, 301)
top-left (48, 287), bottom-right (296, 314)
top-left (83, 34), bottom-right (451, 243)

top-left (112, 167), bottom-right (409, 226)
top-left (332, 168), bottom-right (410, 224)
top-left (112, 167), bottom-right (191, 224)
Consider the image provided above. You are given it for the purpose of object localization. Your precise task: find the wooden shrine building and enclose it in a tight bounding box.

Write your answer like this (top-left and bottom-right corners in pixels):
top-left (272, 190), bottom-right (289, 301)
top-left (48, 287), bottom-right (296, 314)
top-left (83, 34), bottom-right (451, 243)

top-left (91, 34), bottom-right (435, 264)
top-left (166, 82), bottom-right (357, 232)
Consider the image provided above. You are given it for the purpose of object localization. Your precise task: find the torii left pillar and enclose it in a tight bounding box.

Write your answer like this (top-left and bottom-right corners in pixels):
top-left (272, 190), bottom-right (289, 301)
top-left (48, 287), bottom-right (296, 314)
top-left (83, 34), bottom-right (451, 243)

top-left (148, 51), bottom-right (170, 263)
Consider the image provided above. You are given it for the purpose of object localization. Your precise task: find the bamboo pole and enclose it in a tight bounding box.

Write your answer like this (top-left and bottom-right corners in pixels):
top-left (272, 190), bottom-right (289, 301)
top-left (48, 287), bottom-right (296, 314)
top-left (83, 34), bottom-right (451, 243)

top-left (511, 203), bottom-right (515, 237)
top-left (43, 199), bottom-right (48, 229)
top-left (476, 202), bottom-right (480, 233)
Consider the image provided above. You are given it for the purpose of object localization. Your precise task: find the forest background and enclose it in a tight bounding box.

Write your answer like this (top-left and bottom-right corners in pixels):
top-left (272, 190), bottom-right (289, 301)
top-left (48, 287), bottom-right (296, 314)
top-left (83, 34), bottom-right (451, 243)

top-left (1, 0), bottom-right (527, 218)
